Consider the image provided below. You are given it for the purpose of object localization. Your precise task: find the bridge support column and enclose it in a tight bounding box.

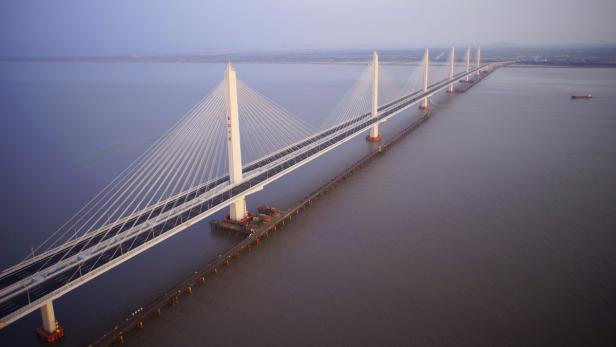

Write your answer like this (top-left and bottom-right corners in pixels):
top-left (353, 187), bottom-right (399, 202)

top-left (465, 47), bottom-right (471, 82)
top-left (476, 46), bottom-right (481, 75)
top-left (225, 63), bottom-right (249, 222)
top-left (366, 51), bottom-right (382, 143)
top-left (36, 301), bottom-right (64, 343)
top-left (229, 197), bottom-right (247, 221)
top-left (419, 48), bottom-right (429, 111)
top-left (447, 46), bottom-right (455, 93)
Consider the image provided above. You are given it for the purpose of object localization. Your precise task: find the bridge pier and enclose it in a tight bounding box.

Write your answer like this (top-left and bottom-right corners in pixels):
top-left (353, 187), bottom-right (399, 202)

top-left (36, 301), bottom-right (64, 343)
top-left (419, 48), bottom-right (430, 111)
top-left (366, 51), bottom-right (382, 142)
top-left (225, 62), bottom-right (249, 222)
top-left (366, 128), bottom-right (381, 142)
top-left (229, 197), bottom-right (247, 222)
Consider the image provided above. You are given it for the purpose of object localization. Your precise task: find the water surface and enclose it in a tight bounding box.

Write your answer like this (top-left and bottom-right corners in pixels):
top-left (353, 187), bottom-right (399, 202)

top-left (1, 64), bottom-right (615, 346)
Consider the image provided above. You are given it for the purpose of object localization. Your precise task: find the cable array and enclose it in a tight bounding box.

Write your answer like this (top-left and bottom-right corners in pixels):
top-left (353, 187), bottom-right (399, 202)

top-left (379, 65), bottom-right (404, 105)
top-left (15, 55), bottom-right (445, 271)
top-left (27, 82), bottom-right (230, 265)
top-left (320, 64), bottom-right (373, 129)
top-left (237, 80), bottom-right (316, 164)
top-left (396, 63), bottom-right (423, 100)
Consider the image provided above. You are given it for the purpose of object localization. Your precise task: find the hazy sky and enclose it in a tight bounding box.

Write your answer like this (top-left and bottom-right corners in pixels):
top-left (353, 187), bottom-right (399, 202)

top-left (1, 0), bottom-right (615, 56)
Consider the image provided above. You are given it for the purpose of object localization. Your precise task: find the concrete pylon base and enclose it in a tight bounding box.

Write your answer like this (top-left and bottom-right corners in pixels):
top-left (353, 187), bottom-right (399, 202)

top-left (366, 135), bottom-right (382, 143)
top-left (229, 197), bottom-right (247, 222)
top-left (36, 321), bottom-right (64, 343)
top-left (225, 212), bottom-right (253, 226)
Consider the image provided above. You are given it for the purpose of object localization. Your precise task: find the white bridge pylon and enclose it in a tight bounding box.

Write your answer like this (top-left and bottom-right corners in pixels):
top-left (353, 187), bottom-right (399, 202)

top-left (476, 46), bottom-right (482, 75)
top-left (465, 47), bottom-right (471, 82)
top-left (420, 48), bottom-right (430, 110)
top-left (225, 63), bottom-right (248, 221)
top-left (447, 47), bottom-right (456, 93)
top-left (367, 51), bottom-right (382, 142)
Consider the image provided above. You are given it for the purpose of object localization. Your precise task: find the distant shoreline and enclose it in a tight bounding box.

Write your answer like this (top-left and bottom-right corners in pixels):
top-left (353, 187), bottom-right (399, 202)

top-left (2, 45), bottom-right (616, 67)
top-left (1, 58), bottom-right (614, 68)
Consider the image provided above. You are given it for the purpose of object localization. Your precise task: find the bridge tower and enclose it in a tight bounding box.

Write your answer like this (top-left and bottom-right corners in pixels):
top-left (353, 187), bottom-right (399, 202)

top-left (366, 51), bottom-right (382, 142)
top-left (36, 300), bottom-right (64, 342)
top-left (465, 47), bottom-right (471, 82)
top-left (476, 46), bottom-right (481, 75)
top-left (419, 48), bottom-right (430, 111)
top-left (225, 62), bottom-right (248, 222)
top-left (447, 47), bottom-right (455, 93)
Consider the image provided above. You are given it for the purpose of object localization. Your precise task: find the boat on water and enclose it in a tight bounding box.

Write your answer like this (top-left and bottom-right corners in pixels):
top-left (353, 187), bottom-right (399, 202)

top-left (571, 94), bottom-right (592, 99)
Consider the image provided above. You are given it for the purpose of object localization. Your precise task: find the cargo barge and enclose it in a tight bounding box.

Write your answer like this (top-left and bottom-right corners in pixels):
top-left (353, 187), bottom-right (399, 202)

top-left (571, 94), bottom-right (592, 99)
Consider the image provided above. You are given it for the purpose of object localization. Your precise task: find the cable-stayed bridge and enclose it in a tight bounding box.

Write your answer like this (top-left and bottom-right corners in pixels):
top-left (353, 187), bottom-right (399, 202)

top-left (0, 47), bottom-right (509, 340)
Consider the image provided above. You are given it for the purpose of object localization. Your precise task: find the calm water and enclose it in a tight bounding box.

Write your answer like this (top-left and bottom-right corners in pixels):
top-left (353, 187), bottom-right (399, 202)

top-left (1, 63), bottom-right (615, 346)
